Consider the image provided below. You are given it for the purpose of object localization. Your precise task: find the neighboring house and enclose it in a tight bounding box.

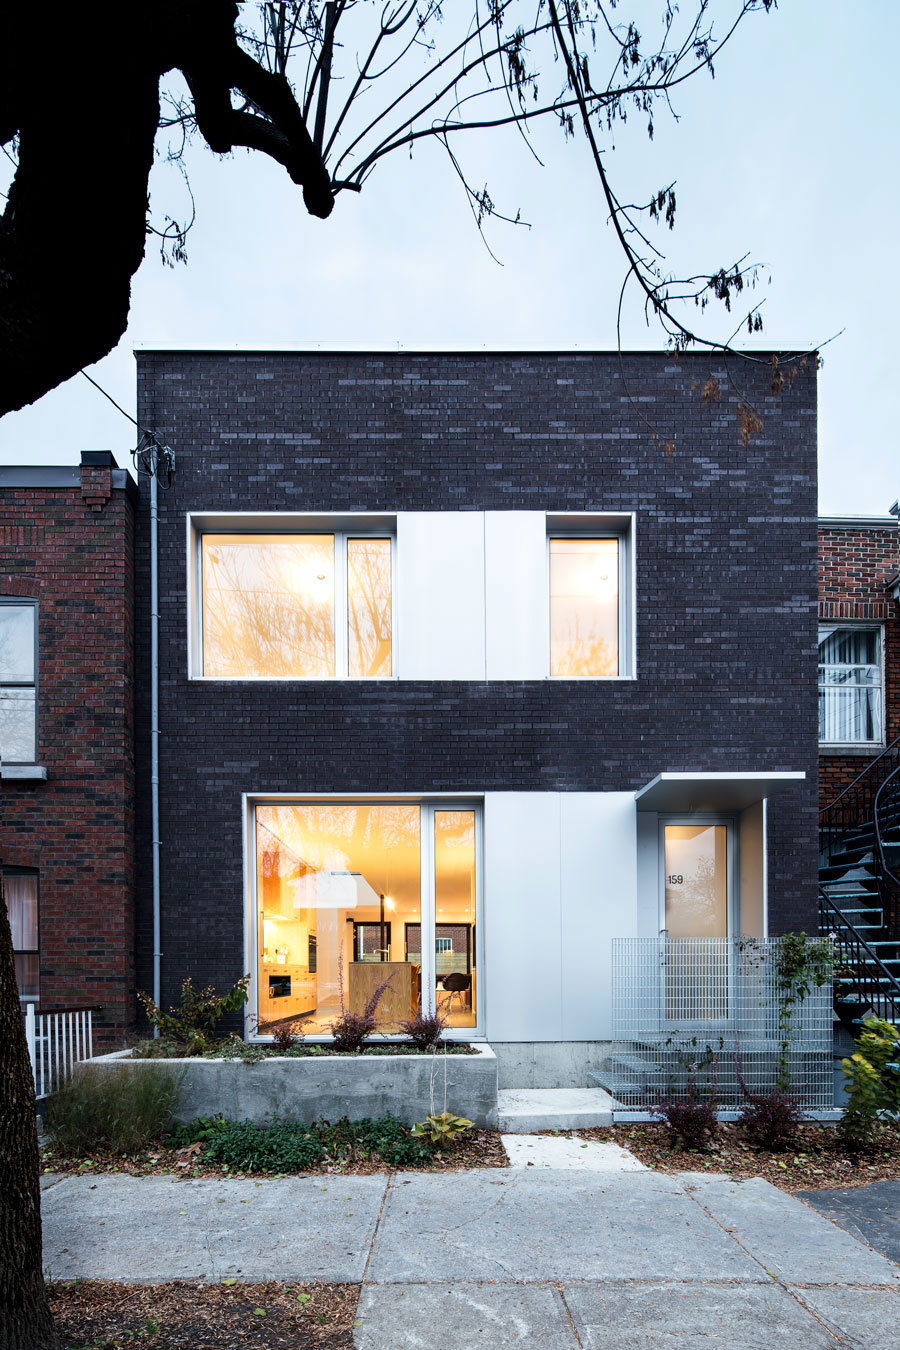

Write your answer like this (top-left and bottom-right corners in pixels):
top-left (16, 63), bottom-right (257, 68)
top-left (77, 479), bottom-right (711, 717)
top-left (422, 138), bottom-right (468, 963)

top-left (133, 350), bottom-right (819, 1088)
top-left (0, 453), bottom-right (136, 1049)
top-left (818, 514), bottom-right (900, 806)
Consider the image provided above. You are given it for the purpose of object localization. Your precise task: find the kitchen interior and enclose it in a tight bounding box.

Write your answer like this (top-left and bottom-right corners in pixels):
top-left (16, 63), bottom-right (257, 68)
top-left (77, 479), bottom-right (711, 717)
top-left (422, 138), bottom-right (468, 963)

top-left (256, 802), bottom-right (476, 1034)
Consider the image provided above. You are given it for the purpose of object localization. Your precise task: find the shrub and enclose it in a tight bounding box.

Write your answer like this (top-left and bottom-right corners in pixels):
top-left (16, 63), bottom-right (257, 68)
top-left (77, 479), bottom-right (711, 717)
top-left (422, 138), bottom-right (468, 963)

top-left (329, 968), bottom-right (395, 1052)
top-left (737, 1089), bottom-right (805, 1151)
top-left (257, 1012), bottom-right (314, 1052)
top-left (651, 1096), bottom-right (718, 1151)
top-left (137, 974), bottom-right (250, 1056)
top-left (398, 1007), bottom-right (447, 1050)
top-left (838, 1016), bottom-right (900, 1154)
top-left (46, 1066), bottom-right (183, 1156)
top-left (173, 1112), bottom-right (433, 1171)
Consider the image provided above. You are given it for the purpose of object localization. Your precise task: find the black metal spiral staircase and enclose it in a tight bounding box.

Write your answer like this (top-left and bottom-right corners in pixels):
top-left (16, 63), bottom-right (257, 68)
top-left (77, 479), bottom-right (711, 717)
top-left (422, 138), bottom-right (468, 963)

top-left (818, 734), bottom-right (900, 1033)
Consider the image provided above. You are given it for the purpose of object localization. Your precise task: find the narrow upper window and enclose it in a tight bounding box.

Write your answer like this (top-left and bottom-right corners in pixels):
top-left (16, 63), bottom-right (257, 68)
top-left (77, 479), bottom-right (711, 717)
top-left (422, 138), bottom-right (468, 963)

top-left (200, 534), bottom-right (392, 678)
top-left (549, 537), bottom-right (620, 677)
top-left (0, 600), bottom-right (37, 762)
top-left (818, 625), bottom-right (883, 744)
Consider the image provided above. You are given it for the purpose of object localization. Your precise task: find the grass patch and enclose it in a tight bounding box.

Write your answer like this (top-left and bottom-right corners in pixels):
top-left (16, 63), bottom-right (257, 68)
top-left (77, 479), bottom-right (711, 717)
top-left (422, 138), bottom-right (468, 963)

top-left (45, 1066), bottom-right (183, 1156)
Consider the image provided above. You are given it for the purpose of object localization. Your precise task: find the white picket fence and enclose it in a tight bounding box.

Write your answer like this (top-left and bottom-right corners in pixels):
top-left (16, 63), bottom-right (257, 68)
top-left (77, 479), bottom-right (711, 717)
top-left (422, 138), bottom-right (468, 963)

top-left (24, 1004), bottom-right (94, 1100)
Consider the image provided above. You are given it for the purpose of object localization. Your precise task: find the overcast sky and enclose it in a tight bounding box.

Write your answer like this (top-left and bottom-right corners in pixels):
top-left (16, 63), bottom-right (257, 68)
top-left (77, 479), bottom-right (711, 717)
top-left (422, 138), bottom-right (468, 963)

top-left (1, 1), bottom-right (896, 516)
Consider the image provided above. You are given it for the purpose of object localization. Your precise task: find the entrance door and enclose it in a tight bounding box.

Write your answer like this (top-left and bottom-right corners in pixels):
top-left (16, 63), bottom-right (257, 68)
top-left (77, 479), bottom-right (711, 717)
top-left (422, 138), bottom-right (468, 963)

top-left (660, 820), bottom-right (733, 1022)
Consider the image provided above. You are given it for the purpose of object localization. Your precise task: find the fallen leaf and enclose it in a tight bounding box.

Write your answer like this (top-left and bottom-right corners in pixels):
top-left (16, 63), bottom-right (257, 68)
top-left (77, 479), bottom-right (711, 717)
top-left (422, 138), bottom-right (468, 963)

top-left (220, 1278), bottom-right (237, 1287)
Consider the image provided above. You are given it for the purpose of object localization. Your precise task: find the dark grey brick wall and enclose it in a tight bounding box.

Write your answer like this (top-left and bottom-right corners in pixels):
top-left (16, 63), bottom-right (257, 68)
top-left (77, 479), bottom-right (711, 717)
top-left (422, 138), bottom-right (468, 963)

top-left (135, 351), bottom-right (818, 1008)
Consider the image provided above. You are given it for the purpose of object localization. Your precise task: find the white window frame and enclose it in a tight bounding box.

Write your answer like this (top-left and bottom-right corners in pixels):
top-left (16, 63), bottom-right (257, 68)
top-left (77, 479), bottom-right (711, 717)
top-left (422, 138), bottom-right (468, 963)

top-left (0, 598), bottom-right (38, 765)
top-left (187, 513), bottom-right (397, 680)
top-left (545, 512), bottom-right (635, 679)
top-left (817, 622), bottom-right (885, 748)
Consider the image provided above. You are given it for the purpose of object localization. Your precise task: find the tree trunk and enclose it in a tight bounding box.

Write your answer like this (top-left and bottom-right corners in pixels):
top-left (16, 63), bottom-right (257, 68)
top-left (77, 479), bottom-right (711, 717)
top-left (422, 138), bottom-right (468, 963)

top-left (0, 872), bottom-right (59, 1350)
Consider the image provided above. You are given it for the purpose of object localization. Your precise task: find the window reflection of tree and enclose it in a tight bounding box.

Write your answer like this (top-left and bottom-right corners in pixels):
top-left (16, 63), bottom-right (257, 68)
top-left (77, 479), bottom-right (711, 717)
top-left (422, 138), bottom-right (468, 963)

top-left (203, 536), bottom-right (335, 677)
top-left (257, 803), bottom-right (420, 886)
top-left (551, 624), bottom-right (616, 677)
top-left (347, 539), bottom-right (391, 677)
top-left (672, 854), bottom-right (723, 936)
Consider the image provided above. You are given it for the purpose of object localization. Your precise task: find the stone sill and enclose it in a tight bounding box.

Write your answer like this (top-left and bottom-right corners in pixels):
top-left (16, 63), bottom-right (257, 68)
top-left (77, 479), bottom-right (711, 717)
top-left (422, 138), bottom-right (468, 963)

top-left (1, 764), bottom-right (48, 781)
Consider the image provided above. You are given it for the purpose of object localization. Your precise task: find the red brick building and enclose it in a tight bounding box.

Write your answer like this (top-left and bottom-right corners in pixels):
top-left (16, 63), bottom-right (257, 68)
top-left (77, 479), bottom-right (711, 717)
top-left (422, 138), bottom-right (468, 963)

top-left (0, 452), bottom-right (136, 1047)
top-left (819, 513), bottom-right (900, 809)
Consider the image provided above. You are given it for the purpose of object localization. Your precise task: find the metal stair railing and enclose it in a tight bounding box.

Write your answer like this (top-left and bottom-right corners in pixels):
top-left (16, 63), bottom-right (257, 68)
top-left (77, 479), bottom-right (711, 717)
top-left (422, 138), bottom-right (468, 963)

top-left (819, 731), bottom-right (900, 868)
top-left (819, 890), bottom-right (900, 1025)
top-left (874, 760), bottom-right (900, 935)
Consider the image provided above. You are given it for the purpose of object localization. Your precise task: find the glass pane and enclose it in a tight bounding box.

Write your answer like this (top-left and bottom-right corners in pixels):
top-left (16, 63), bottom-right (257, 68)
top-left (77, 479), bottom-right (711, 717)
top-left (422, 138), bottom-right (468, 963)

top-left (0, 604), bottom-right (34, 681)
top-left (819, 686), bottom-right (882, 743)
top-left (202, 535), bottom-right (335, 677)
top-left (256, 803), bottom-right (420, 1034)
top-left (550, 538), bottom-right (618, 676)
top-left (818, 627), bottom-right (880, 667)
top-left (347, 538), bottom-right (392, 677)
top-left (664, 824), bottom-right (728, 939)
top-left (435, 809), bottom-right (477, 1030)
top-left (0, 687), bottom-right (36, 762)
top-left (15, 953), bottom-right (39, 1003)
top-left (4, 874), bottom-right (38, 949)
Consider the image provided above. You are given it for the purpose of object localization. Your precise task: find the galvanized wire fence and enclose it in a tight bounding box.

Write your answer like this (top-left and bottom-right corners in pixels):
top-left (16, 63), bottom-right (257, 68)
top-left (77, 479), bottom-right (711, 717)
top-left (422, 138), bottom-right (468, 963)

top-left (605, 938), bottom-right (833, 1109)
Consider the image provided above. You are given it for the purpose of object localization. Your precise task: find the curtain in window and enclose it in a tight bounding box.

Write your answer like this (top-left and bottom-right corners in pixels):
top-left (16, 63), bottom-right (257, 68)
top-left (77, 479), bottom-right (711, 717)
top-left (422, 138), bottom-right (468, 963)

top-left (818, 628), bottom-right (882, 743)
top-left (5, 874), bottom-right (38, 950)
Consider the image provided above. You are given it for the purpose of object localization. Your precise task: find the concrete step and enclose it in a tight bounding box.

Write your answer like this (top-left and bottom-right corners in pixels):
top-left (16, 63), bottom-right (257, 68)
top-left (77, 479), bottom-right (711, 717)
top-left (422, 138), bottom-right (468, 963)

top-left (497, 1088), bottom-right (615, 1133)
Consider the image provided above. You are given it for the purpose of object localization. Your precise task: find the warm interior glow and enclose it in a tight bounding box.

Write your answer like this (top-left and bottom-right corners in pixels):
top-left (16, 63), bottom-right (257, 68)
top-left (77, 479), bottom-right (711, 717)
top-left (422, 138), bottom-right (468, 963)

top-left (202, 535), bottom-right (335, 677)
top-left (347, 538), bottom-right (392, 676)
top-left (434, 809), bottom-right (477, 1029)
top-left (549, 537), bottom-right (619, 676)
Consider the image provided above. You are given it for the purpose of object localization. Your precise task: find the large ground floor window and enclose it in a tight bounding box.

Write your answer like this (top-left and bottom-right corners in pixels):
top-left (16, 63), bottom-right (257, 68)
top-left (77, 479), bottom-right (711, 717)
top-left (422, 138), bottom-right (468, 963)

top-left (252, 799), bottom-right (480, 1037)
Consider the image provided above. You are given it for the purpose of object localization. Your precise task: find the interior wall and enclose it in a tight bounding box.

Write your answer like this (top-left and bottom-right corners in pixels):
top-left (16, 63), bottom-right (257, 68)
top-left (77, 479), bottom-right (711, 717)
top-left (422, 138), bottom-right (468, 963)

top-left (738, 799), bottom-right (767, 937)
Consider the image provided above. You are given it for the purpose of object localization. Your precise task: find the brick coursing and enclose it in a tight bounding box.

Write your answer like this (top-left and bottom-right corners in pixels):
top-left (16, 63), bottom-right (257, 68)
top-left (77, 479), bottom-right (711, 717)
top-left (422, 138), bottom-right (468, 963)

top-left (818, 524), bottom-right (900, 807)
top-left (0, 469), bottom-right (135, 1047)
top-left (134, 350), bottom-right (819, 1011)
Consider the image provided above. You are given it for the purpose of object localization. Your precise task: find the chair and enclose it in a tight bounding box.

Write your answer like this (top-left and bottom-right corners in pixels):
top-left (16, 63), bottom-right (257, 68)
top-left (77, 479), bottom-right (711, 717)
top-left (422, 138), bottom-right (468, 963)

top-left (440, 972), bottom-right (472, 1008)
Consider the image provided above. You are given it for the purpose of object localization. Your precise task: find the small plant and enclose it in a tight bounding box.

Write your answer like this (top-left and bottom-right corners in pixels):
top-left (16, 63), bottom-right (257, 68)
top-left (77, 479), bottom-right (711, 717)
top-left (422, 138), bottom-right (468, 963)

top-left (399, 1006), bottom-right (447, 1050)
top-left (46, 1066), bottom-right (183, 1156)
top-left (171, 1112), bottom-right (434, 1170)
top-left (773, 933), bottom-right (834, 1091)
top-left (411, 1111), bottom-right (474, 1148)
top-left (652, 1058), bottom-right (718, 1150)
top-left (838, 1016), bottom-right (900, 1154)
top-left (137, 973), bottom-right (250, 1056)
top-left (329, 960), bottom-right (395, 1052)
top-left (257, 1012), bottom-right (314, 1052)
top-left (737, 1089), bottom-right (806, 1151)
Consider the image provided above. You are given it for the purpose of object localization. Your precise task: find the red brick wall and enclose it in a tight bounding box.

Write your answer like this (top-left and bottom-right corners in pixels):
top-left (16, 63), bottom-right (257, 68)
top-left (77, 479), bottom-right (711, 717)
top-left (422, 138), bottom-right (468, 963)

top-left (818, 523), bottom-right (900, 809)
top-left (1, 468), bottom-right (135, 1047)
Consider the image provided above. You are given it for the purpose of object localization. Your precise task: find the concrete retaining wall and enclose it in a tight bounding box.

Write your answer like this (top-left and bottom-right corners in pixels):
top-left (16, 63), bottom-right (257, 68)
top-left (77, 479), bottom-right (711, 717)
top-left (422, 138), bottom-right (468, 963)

top-left (79, 1045), bottom-right (498, 1128)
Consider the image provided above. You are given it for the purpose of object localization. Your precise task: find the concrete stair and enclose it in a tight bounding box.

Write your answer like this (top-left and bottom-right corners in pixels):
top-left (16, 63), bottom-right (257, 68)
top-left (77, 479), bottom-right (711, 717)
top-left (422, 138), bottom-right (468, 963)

top-left (497, 1087), bottom-right (614, 1132)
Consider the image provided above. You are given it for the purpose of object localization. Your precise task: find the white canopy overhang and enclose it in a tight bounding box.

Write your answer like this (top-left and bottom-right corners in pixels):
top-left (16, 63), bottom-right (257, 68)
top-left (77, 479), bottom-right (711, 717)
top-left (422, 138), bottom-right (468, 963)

top-left (634, 770), bottom-right (806, 813)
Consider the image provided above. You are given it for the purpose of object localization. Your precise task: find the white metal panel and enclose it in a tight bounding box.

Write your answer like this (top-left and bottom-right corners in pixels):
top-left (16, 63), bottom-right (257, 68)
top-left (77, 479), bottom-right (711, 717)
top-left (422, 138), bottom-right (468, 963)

top-left (561, 793), bottom-right (637, 1040)
top-left (635, 811), bottom-right (660, 938)
top-left (484, 512), bottom-right (547, 679)
top-left (396, 513), bottom-right (486, 678)
top-left (483, 793), bottom-right (562, 1041)
top-left (739, 800), bottom-right (766, 938)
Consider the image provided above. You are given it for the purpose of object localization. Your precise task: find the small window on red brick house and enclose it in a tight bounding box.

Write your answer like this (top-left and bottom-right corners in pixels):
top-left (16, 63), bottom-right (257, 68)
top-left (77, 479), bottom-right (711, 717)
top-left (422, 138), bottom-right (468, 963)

top-left (0, 599), bottom-right (37, 763)
top-left (818, 625), bottom-right (883, 745)
top-left (2, 869), bottom-right (39, 1004)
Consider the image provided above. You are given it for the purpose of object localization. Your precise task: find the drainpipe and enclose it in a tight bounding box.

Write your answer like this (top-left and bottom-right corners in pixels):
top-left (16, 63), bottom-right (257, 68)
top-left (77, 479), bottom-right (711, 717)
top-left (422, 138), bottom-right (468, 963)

top-left (150, 461), bottom-right (161, 1019)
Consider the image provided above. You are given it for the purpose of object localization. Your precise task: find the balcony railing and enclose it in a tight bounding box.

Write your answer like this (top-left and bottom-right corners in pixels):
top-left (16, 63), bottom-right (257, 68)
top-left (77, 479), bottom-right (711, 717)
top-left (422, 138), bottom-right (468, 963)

top-left (607, 938), bottom-right (833, 1109)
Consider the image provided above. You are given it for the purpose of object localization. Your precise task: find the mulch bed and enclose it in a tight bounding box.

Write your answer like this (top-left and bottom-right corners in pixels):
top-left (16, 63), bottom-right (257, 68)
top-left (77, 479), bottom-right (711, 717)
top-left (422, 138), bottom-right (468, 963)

top-left (572, 1122), bottom-right (900, 1193)
top-left (40, 1129), bottom-right (509, 1179)
top-left (48, 1280), bottom-right (359, 1350)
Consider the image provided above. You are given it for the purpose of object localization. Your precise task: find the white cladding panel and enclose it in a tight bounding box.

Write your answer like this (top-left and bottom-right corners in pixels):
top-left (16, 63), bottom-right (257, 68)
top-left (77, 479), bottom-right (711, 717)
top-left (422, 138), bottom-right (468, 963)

top-left (483, 794), bottom-right (563, 1041)
top-left (560, 793), bottom-right (637, 1040)
top-left (484, 512), bottom-right (548, 679)
top-left (396, 513), bottom-right (486, 678)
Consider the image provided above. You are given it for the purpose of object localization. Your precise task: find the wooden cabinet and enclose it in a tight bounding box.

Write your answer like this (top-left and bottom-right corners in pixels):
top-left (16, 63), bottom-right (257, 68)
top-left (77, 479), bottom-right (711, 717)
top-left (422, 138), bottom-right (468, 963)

top-left (348, 961), bottom-right (418, 1030)
top-left (258, 964), bottom-right (317, 1019)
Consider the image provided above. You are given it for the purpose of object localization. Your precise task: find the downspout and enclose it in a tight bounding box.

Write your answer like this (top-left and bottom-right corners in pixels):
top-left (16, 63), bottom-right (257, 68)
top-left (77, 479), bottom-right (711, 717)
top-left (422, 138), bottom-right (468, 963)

top-left (150, 462), bottom-right (161, 1019)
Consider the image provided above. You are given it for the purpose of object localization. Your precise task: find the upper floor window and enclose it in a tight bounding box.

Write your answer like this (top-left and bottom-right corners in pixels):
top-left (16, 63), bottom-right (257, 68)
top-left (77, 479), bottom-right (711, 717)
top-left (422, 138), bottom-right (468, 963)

top-left (0, 600), bottom-right (37, 763)
top-left (818, 625), bottom-right (883, 745)
top-left (3, 868), bottom-right (39, 1004)
top-left (200, 533), bottom-right (392, 678)
top-left (549, 536), bottom-right (623, 677)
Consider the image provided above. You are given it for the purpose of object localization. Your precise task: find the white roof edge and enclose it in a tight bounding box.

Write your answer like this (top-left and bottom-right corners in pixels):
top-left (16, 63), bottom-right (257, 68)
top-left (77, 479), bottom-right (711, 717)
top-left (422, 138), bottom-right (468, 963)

top-left (635, 770), bottom-right (806, 802)
top-left (819, 515), bottom-right (898, 529)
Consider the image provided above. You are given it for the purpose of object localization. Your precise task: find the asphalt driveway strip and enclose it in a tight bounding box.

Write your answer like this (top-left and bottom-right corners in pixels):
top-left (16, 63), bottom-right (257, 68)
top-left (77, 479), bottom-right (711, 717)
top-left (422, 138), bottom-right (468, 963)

top-left (796, 1179), bottom-right (900, 1265)
top-left (41, 1171), bottom-right (900, 1348)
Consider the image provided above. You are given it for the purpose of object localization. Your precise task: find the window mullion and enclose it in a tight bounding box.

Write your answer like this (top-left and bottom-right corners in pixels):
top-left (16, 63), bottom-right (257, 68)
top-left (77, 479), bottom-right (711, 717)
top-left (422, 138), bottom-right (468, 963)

top-left (335, 533), bottom-right (349, 677)
top-left (420, 804), bottom-right (436, 1017)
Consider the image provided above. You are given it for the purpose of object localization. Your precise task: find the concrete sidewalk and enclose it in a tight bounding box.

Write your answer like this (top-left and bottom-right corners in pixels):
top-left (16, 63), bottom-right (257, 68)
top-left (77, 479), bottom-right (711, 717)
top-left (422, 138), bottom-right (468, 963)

top-left (41, 1170), bottom-right (900, 1348)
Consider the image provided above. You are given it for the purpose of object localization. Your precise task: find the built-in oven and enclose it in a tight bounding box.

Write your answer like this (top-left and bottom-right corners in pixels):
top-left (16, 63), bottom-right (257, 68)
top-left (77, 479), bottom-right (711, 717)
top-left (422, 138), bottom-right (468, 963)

top-left (268, 974), bottom-right (291, 1000)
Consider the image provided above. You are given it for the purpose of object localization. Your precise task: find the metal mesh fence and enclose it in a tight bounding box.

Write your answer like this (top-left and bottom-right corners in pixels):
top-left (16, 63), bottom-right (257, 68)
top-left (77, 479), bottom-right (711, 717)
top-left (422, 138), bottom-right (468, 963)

top-left (607, 937), bottom-right (833, 1109)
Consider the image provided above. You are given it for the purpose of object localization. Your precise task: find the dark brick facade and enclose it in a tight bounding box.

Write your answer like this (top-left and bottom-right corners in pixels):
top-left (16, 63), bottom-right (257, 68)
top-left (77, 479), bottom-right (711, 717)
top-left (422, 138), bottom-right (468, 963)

top-left (1, 457), bottom-right (136, 1046)
top-left (135, 351), bottom-right (819, 1009)
top-left (818, 521), bottom-right (900, 808)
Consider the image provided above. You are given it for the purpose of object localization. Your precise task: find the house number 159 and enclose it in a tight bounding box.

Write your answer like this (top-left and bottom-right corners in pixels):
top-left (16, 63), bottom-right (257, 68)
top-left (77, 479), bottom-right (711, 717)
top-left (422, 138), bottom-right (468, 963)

top-left (667, 874), bottom-right (683, 885)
